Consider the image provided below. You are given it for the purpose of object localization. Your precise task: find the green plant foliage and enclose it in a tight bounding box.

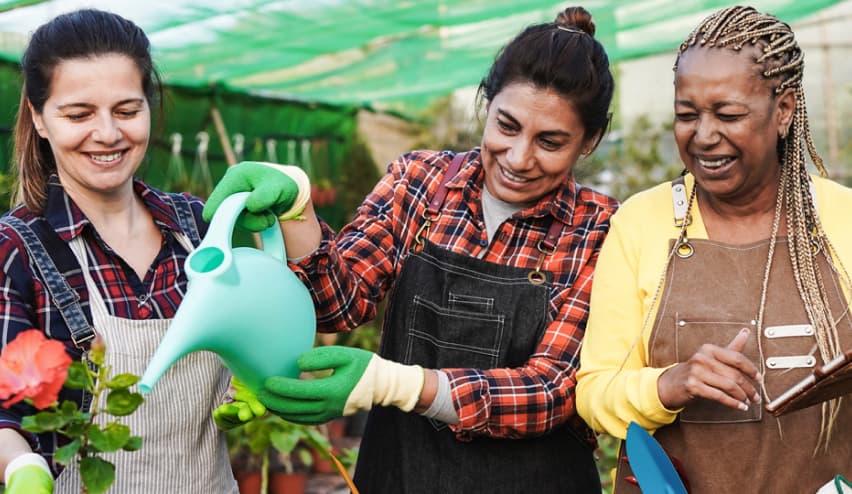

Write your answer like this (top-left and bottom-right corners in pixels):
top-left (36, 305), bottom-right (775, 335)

top-left (584, 115), bottom-right (684, 202)
top-left (79, 457), bottom-right (115, 494)
top-left (0, 171), bottom-right (15, 214)
top-left (336, 133), bottom-right (382, 224)
top-left (20, 346), bottom-right (144, 494)
top-left (335, 322), bottom-right (381, 353)
top-left (596, 433), bottom-right (620, 494)
top-left (410, 95), bottom-right (484, 152)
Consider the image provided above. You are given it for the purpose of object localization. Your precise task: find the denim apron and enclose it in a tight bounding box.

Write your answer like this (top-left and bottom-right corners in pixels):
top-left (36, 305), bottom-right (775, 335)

top-left (353, 154), bottom-right (600, 493)
top-left (613, 178), bottom-right (852, 493)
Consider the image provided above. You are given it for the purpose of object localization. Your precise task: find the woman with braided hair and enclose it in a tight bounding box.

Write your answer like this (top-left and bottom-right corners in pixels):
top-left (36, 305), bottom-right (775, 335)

top-left (576, 5), bottom-right (851, 493)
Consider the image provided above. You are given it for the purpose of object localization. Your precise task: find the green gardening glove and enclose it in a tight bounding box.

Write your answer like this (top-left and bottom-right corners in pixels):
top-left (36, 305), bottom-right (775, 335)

top-left (4, 455), bottom-right (53, 494)
top-left (258, 346), bottom-right (425, 425)
top-left (212, 377), bottom-right (267, 430)
top-left (203, 161), bottom-right (311, 232)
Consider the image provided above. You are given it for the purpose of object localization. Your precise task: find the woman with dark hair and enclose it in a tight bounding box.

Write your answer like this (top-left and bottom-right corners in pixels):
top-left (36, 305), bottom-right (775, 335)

top-left (0, 9), bottom-right (243, 493)
top-left (577, 5), bottom-right (851, 492)
top-left (204, 5), bottom-right (617, 493)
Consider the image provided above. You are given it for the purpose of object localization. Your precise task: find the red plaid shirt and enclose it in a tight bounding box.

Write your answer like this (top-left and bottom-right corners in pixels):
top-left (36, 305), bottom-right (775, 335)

top-left (292, 149), bottom-right (618, 441)
top-left (0, 175), bottom-right (206, 471)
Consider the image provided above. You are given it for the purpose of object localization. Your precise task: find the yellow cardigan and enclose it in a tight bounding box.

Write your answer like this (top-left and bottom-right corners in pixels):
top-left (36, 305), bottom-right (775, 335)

top-left (576, 173), bottom-right (852, 439)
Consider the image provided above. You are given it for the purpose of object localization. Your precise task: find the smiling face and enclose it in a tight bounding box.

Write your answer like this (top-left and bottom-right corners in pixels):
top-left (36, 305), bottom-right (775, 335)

top-left (30, 53), bottom-right (150, 201)
top-left (673, 46), bottom-right (794, 206)
top-left (480, 82), bottom-right (596, 204)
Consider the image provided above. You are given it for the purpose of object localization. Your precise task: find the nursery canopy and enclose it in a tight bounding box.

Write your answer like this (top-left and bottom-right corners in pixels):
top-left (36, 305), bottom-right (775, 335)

top-left (0, 0), bottom-right (840, 119)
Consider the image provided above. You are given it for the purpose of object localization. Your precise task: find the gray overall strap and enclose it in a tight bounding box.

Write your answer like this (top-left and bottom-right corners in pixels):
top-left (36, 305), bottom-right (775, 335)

top-left (166, 193), bottom-right (202, 246)
top-left (0, 216), bottom-right (94, 348)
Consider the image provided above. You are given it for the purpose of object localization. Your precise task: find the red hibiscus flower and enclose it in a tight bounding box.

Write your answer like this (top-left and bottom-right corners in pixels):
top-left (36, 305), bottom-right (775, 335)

top-left (0, 330), bottom-right (72, 409)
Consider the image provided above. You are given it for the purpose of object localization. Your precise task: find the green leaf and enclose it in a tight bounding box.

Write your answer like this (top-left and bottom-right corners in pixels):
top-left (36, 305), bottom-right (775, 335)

top-left (59, 400), bottom-right (78, 414)
top-left (122, 436), bottom-right (143, 451)
top-left (64, 421), bottom-right (88, 438)
top-left (64, 361), bottom-right (91, 390)
top-left (21, 411), bottom-right (63, 433)
top-left (268, 429), bottom-right (299, 455)
top-left (105, 389), bottom-right (144, 416)
top-left (297, 447), bottom-right (312, 466)
top-left (88, 423), bottom-right (131, 452)
top-left (80, 456), bottom-right (115, 494)
top-left (58, 400), bottom-right (88, 426)
top-left (54, 438), bottom-right (81, 466)
top-left (106, 373), bottom-right (140, 389)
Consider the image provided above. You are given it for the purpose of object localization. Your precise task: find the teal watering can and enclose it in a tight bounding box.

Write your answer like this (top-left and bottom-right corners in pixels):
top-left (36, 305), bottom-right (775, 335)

top-left (139, 192), bottom-right (316, 394)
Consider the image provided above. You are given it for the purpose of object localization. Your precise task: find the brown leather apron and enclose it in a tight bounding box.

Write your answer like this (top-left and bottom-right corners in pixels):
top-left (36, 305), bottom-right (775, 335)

top-left (614, 184), bottom-right (852, 493)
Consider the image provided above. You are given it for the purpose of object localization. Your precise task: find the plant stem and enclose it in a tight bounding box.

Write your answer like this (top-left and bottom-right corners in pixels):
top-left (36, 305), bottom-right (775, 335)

top-left (261, 450), bottom-right (269, 494)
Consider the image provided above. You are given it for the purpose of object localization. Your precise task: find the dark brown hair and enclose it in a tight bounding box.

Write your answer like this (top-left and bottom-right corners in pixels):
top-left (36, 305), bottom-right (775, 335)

top-left (13, 8), bottom-right (162, 212)
top-left (478, 6), bottom-right (613, 149)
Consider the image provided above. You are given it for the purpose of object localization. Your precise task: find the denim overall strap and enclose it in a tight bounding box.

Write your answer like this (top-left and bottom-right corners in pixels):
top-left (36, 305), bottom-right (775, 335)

top-left (166, 193), bottom-right (202, 246)
top-left (0, 216), bottom-right (94, 348)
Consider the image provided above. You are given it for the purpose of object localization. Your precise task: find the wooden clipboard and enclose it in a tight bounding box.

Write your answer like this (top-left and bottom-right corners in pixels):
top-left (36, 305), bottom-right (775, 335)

top-left (765, 350), bottom-right (852, 416)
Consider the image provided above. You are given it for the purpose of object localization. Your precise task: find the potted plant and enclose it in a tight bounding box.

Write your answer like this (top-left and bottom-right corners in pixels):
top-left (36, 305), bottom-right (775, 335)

top-left (228, 413), bottom-right (332, 494)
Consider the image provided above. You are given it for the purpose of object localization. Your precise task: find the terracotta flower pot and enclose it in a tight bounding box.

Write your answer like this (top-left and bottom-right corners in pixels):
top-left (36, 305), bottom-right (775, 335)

top-left (235, 470), bottom-right (261, 494)
top-left (270, 471), bottom-right (308, 494)
top-left (325, 418), bottom-right (347, 441)
top-left (311, 449), bottom-right (337, 474)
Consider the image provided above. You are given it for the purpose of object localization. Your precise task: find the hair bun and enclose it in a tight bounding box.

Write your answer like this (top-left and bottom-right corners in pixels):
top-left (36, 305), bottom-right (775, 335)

top-left (555, 6), bottom-right (595, 37)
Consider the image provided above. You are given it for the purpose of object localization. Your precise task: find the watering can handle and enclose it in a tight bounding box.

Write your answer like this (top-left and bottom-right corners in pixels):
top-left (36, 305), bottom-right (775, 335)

top-left (203, 192), bottom-right (287, 261)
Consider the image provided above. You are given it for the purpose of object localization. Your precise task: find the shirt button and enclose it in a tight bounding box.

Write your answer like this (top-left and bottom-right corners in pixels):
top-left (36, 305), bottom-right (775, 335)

top-left (479, 239), bottom-right (488, 246)
top-left (137, 294), bottom-right (148, 304)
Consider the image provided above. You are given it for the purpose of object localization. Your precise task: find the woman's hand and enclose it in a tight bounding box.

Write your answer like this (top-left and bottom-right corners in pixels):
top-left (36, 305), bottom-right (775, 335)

top-left (258, 346), bottom-right (424, 425)
top-left (657, 327), bottom-right (761, 411)
top-left (3, 453), bottom-right (53, 494)
top-left (203, 162), bottom-right (311, 231)
top-left (212, 377), bottom-right (267, 430)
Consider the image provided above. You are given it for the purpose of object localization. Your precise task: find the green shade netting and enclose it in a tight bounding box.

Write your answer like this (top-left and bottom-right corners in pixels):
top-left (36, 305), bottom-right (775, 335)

top-left (0, 0), bottom-right (840, 118)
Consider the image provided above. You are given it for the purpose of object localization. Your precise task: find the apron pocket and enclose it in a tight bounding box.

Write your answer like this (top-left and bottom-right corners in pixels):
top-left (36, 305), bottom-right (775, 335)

top-left (675, 317), bottom-right (762, 423)
top-left (404, 295), bottom-right (507, 369)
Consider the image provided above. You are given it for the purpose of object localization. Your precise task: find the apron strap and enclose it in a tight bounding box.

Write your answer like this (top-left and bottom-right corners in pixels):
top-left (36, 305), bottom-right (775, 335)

top-left (414, 152), bottom-right (467, 248)
top-left (670, 175), bottom-right (818, 226)
top-left (425, 152), bottom-right (468, 216)
top-left (0, 216), bottom-right (94, 348)
top-left (540, 220), bottom-right (565, 252)
top-left (671, 176), bottom-right (689, 227)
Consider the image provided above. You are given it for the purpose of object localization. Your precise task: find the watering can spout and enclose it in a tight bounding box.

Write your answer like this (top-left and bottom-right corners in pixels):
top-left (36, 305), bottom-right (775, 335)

top-left (139, 307), bottom-right (203, 394)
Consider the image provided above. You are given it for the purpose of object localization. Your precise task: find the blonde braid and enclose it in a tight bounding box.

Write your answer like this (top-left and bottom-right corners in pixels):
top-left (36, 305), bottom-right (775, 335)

top-left (676, 6), bottom-right (849, 450)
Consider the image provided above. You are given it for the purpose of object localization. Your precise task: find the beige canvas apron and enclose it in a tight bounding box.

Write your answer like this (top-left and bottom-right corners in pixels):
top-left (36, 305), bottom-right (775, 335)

top-left (55, 235), bottom-right (237, 493)
top-left (614, 188), bottom-right (852, 493)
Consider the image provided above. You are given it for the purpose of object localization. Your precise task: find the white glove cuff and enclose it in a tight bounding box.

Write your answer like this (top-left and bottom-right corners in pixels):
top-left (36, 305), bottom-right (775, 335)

top-left (256, 162), bottom-right (311, 220)
top-left (4, 453), bottom-right (50, 484)
top-left (345, 355), bottom-right (425, 414)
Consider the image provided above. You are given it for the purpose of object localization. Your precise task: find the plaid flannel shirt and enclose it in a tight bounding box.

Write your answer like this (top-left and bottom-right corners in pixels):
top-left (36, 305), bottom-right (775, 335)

top-left (0, 175), bottom-right (206, 473)
top-left (291, 148), bottom-right (618, 442)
